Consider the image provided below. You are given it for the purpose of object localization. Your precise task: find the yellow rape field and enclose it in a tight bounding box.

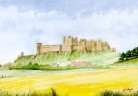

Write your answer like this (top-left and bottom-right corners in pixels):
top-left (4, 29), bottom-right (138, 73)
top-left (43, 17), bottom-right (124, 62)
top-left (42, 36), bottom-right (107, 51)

top-left (0, 67), bottom-right (138, 96)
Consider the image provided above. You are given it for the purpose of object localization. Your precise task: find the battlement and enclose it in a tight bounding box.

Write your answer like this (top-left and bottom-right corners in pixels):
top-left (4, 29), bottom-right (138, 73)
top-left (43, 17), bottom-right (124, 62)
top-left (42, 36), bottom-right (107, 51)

top-left (36, 36), bottom-right (116, 55)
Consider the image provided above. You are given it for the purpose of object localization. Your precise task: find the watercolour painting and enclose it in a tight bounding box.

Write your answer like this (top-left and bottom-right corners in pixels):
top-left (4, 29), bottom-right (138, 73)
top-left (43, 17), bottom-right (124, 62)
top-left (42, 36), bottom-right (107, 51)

top-left (0, 0), bottom-right (138, 96)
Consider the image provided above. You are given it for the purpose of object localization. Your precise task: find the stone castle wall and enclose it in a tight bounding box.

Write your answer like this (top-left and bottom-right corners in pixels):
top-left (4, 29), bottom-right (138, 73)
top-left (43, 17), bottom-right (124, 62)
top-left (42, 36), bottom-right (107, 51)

top-left (110, 48), bottom-right (116, 52)
top-left (36, 36), bottom-right (116, 55)
top-left (41, 45), bottom-right (61, 53)
top-left (62, 45), bottom-right (72, 51)
top-left (37, 43), bottom-right (62, 54)
top-left (73, 46), bottom-right (84, 51)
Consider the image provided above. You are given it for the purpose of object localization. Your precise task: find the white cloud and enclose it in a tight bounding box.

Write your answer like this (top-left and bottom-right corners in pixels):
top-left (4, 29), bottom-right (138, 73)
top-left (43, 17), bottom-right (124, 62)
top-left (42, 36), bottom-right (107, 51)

top-left (0, 6), bottom-right (138, 64)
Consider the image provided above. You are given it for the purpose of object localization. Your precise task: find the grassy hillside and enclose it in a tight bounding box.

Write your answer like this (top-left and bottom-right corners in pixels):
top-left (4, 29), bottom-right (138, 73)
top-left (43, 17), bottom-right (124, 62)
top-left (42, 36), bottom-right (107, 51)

top-left (15, 51), bottom-right (119, 66)
top-left (113, 58), bottom-right (138, 66)
top-left (0, 67), bottom-right (138, 96)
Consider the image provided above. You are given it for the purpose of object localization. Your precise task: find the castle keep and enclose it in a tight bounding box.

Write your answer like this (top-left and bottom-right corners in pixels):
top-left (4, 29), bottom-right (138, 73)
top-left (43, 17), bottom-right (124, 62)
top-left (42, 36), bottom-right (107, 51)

top-left (36, 36), bottom-right (116, 55)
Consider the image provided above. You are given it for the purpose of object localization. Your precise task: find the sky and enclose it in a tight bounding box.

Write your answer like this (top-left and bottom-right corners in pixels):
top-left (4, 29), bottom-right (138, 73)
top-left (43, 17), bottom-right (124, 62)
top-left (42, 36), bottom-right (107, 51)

top-left (0, 0), bottom-right (138, 64)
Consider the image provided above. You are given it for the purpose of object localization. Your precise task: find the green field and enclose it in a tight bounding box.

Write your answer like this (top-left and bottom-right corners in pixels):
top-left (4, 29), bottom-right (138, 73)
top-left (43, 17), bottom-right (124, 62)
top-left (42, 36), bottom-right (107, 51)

top-left (1, 51), bottom-right (138, 96)
top-left (15, 51), bottom-right (119, 66)
top-left (0, 67), bottom-right (138, 96)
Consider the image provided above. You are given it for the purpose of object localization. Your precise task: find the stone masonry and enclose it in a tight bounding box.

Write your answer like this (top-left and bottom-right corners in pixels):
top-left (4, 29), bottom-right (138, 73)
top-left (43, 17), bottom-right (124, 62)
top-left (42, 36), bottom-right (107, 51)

top-left (36, 36), bottom-right (116, 55)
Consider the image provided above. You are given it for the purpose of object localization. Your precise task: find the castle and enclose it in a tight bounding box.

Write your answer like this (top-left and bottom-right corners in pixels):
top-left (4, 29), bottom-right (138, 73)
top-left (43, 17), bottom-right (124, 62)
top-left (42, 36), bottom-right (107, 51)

top-left (35, 36), bottom-right (116, 55)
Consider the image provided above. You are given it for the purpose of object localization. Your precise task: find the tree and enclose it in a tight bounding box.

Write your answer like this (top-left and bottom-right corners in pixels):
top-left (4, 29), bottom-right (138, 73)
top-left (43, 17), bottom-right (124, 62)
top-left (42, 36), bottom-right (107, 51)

top-left (118, 46), bottom-right (138, 62)
top-left (131, 49), bottom-right (137, 58)
top-left (119, 52), bottom-right (126, 61)
top-left (125, 50), bottom-right (131, 60)
top-left (136, 47), bottom-right (138, 56)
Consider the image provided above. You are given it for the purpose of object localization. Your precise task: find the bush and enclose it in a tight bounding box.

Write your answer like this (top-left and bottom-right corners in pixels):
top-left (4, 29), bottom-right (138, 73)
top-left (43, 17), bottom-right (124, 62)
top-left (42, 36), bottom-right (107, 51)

top-left (10, 62), bottom-right (76, 71)
top-left (0, 88), bottom-right (60, 96)
top-left (25, 62), bottom-right (39, 70)
top-left (99, 90), bottom-right (138, 96)
top-left (99, 90), bottom-right (124, 96)
top-left (10, 62), bottom-right (40, 70)
top-left (39, 64), bottom-right (52, 70)
top-left (1, 62), bottom-right (12, 70)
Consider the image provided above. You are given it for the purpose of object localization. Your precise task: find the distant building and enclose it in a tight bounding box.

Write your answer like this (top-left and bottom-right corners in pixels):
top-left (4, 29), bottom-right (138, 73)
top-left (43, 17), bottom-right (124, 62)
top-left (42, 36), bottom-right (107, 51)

top-left (36, 36), bottom-right (116, 55)
top-left (17, 36), bottom-right (116, 58)
top-left (18, 52), bottom-right (24, 58)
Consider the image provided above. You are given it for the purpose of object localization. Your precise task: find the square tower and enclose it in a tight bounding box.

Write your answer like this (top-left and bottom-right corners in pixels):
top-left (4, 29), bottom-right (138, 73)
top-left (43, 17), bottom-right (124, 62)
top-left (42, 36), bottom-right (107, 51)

top-left (97, 39), bottom-right (102, 51)
top-left (63, 36), bottom-right (78, 46)
top-left (37, 43), bottom-right (42, 55)
top-left (91, 40), bottom-right (97, 52)
top-left (62, 36), bottom-right (78, 51)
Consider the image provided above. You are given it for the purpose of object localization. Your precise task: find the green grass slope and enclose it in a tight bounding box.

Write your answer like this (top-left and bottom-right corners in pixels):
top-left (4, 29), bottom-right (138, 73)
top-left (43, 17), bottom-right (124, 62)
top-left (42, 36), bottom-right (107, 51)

top-left (114, 58), bottom-right (138, 65)
top-left (15, 51), bottom-right (119, 66)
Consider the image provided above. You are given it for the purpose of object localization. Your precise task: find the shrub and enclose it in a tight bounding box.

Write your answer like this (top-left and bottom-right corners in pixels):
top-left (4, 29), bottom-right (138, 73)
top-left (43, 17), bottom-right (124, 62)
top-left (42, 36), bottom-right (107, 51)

top-left (99, 90), bottom-right (138, 96)
top-left (99, 90), bottom-right (124, 96)
top-left (39, 64), bottom-right (52, 70)
top-left (0, 88), bottom-right (60, 96)
top-left (25, 62), bottom-right (39, 70)
top-left (10, 62), bottom-right (76, 71)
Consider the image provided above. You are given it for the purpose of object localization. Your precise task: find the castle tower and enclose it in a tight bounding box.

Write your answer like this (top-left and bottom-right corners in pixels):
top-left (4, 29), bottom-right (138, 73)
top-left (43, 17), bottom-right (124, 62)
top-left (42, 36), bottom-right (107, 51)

top-left (62, 36), bottom-right (79, 51)
top-left (63, 36), bottom-right (73, 46)
top-left (18, 52), bottom-right (24, 58)
top-left (97, 39), bottom-right (102, 51)
top-left (74, 37), bottom-right (78, 46)
top-left (101, 42), bottom-right (106, 51)
top-left (62, 36), bottom-right (66, 45)
top-left (92, 40), bottom-right (96, 52)
top-left (21, 52), bottom-right (24, 57)
top-left (37, 43), bottom-right (42, 55)
top-left (86, 40), bottom-right (92, 51)
top-left (80, 39), bottom-right (87, 52)
top-left (83, 41), bottom-right (87, 52)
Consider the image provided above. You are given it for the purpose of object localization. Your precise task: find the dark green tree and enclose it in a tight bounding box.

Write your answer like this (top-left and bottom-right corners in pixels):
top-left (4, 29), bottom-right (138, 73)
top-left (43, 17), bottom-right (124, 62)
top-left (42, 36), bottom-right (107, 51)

top-left (125, 50), bottom-right (131, 60)
top-left (112, 46), bottom-right (138, 62)
top-left (119, 52), bottom-right (126, 61)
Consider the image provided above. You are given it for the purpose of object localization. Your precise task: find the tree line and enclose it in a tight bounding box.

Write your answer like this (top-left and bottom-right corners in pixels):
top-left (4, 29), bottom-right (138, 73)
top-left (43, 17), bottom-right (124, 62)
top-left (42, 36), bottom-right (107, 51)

top-left (119, 47), bottom-right (138, 62)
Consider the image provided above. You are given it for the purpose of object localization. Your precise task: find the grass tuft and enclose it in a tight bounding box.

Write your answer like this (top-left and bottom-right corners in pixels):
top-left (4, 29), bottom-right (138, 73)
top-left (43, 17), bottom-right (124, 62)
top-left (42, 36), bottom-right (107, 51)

top-left (0, 89), bottom-right (61, 96)
top-left (99, 90), bottom-right (138, 96)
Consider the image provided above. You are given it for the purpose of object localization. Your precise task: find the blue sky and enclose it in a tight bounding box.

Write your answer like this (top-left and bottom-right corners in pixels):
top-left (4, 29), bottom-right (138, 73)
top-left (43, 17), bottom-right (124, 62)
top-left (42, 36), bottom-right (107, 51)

top-left (0, 0), bottom-right (138, 64)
